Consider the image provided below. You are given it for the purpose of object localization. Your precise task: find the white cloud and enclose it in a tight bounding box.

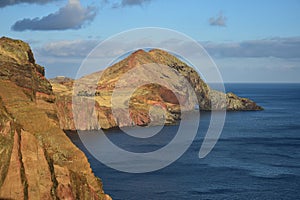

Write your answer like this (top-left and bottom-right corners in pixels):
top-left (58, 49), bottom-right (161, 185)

top-left (203, 37), bottom-right (300, 59)
top-left (34, 36), bottom-right (300, 82)
top-left (209, 12), bottom-right (227, 27)
top-left (11, 0), bottom-right (97, 31)
top-left (213, 57), bottom-right (300, 83)
top-left (38, 40), bottom-right (99, 57)
top-left (0, 0), bottom-right (61, 8)
top-left (121, 0), bottom-right (151, 6)
top-left (110, 0), bottom-right (152, 8)
top-left (37, 37), bottom-right (300, 60)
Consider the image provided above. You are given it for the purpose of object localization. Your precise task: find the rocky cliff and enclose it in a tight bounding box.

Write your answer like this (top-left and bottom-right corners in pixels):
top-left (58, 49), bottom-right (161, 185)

top-left (0, 37), bottom-right (111, 200)
top-left (51, 49), bottom-right (262, 130)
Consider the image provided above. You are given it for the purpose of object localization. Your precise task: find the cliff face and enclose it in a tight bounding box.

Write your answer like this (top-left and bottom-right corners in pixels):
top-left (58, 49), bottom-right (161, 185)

top-left (51, 49), bottom-right (262, 130)
top-left (0, 37), bottom-right (111, 200)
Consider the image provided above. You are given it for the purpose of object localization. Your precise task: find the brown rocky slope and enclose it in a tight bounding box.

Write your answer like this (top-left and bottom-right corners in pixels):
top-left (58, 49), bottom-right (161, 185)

top-left (0, 37), bottom-right (111, 200)
top-left (51, 49), bottom-right (263, 130)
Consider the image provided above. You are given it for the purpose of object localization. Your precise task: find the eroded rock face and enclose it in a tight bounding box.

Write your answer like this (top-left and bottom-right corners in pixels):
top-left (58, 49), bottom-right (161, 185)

top-left (0, 37), bottom-right (111, 200)
top-left (21, 129), bottom-right (53, 200)
top-left (52, 48), bottom-right (262, 130)
top-left (0, 127), bottom-right (24, 200)
top-left (0, 37), bottom-right (52, 97)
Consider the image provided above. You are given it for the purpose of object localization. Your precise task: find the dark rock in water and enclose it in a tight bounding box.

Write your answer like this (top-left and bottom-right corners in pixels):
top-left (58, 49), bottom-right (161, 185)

top-left (226, 92), bottom-right (263, 111)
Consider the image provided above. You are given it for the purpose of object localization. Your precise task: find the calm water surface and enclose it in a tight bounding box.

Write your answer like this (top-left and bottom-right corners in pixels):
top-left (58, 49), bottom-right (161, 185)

top-left (67, 84), bottom-right (300, 200)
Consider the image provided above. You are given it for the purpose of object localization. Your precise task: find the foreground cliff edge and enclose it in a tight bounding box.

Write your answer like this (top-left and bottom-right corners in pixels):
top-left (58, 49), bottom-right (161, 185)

top-left (0, 37), bottom-right (112, 199)
top-left (51, 48), bottom-right (263, 130)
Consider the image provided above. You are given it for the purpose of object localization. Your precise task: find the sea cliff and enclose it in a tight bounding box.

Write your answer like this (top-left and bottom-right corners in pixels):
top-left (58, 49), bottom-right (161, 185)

top-left (0, 37), bottom-right (111, 200)
top-left (51, 49), bottom-right (263, 130)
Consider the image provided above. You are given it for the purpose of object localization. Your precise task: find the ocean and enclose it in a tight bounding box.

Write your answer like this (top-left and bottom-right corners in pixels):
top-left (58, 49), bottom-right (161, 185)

top-left (67, 83), bottom-right (300, 200)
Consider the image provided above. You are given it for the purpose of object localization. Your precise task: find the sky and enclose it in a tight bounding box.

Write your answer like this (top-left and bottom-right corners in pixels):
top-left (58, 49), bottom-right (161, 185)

top-left (1, 0), bottom-right (300, 82)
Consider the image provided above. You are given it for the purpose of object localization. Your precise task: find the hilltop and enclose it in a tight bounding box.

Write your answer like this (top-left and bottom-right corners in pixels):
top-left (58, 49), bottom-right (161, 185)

top-left (52, 48), bottom-right (262, 130)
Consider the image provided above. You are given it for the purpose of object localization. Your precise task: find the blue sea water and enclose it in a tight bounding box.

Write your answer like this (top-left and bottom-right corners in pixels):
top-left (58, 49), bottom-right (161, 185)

top-left (67, 83), bottom-right (300, 200)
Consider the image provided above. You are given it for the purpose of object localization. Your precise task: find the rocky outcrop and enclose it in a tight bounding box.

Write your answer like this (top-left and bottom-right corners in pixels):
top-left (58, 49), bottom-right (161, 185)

top-left (0, 37), bottom-right (52, 98)
top-left (147, 49), bottom-right (262, 111)
top-left (0, 37), bottom-right (111, 200)
top-left (51, 48), bottom-right (262, 130)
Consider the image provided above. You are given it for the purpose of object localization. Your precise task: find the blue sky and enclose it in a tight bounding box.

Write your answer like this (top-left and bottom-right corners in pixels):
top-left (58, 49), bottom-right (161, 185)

top-left (1, 0), bottom-right (300, 82)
